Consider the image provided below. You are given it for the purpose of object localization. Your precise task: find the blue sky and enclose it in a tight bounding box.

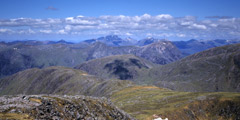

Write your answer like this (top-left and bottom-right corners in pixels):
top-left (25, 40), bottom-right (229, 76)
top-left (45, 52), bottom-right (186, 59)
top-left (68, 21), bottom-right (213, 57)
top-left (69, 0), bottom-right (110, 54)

top-left (0, 0), bottom-right (240, 41)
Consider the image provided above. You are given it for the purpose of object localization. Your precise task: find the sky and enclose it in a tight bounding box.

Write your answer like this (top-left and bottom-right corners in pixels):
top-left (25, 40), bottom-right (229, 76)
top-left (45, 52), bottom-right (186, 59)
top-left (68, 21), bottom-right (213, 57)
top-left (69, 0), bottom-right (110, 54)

top-left (0, 0), bottom-right (240, 42)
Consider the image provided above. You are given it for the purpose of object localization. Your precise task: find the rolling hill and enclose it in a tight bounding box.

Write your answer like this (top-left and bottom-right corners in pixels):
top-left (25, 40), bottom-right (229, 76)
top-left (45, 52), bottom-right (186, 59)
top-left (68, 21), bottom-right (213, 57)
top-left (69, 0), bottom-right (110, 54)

top-left (137, 43), bottom-right (240, 92)
top-left (0, 66), bottom-right (133, 97)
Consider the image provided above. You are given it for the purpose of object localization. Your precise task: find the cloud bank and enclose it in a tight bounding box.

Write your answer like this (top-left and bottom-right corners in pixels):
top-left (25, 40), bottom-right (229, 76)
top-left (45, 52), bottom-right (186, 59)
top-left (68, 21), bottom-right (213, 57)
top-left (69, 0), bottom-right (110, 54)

top-left (0, 14), bottom-right (240, 40)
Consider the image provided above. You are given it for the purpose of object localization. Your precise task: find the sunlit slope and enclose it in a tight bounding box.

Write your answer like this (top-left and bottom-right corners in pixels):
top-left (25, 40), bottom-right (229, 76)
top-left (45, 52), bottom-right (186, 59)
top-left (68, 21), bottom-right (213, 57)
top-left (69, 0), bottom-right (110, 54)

top-left (111, 86), bottom-right (240, 120)
top-left (0, 66), bottom-right (133, 97)
top-left (137, 43), bottom-right (240, 92)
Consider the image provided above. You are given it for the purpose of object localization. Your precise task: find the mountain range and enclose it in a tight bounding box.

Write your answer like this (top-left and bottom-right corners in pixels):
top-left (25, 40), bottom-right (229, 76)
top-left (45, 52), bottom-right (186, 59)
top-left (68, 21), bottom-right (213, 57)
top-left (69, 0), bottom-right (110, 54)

top-left (0, 37), bottom-right (182, 78)
top-left (1, 35), bottom-right (240, 119)
top-left (83, 35), bottom-right (137, 46)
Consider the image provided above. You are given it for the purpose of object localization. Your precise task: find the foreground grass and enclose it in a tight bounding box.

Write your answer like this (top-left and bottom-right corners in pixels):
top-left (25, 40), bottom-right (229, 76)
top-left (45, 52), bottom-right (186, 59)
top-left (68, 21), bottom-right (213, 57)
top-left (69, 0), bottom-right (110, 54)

top-left (111, 86), bottom-right (240, 120)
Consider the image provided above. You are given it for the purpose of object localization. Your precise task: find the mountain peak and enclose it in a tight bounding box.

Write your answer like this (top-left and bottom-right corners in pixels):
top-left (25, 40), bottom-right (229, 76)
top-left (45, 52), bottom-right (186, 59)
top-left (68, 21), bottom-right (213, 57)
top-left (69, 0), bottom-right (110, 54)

top-left (97, 35), bottom-right (122, 41)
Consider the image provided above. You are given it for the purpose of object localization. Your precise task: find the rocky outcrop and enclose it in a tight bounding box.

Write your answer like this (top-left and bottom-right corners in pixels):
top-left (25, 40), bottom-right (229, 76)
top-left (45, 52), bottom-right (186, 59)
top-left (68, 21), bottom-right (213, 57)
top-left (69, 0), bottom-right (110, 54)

top-left (0, 95), bottom-right (134, 120)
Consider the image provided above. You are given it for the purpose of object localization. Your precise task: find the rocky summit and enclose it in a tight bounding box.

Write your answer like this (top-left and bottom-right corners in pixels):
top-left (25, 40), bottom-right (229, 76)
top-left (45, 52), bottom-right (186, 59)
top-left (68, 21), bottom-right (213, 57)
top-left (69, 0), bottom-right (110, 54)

top-left (0, 95), bottom-right (133, 120)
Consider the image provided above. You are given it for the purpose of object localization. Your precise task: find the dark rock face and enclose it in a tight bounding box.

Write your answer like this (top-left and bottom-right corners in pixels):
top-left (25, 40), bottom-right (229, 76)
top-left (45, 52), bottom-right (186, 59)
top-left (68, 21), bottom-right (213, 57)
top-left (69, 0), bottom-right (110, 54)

top-left (0, 95), bottom-right (134, 120)
top-left (104, 60), bottom-right (134, 80)
top-left (75, 54), bottom-right (154, 81)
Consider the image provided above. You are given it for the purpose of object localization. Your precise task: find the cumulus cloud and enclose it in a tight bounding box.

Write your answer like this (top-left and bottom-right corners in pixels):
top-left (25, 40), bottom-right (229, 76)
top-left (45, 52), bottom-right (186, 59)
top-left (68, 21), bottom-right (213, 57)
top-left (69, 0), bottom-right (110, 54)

top-left (0, 14), bottom-right (240, 40)
top-left (57, 29), bottom-right (67, 34)
top-left (40, 29), bottom-right (52, 34)
top-left (0, 29), bottom-right (13, 33)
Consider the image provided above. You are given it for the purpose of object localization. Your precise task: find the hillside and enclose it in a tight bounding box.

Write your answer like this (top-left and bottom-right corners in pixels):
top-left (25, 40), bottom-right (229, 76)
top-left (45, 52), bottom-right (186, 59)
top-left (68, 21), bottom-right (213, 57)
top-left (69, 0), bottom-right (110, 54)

top-left (75, 54), bottom-right (156, 80)
top-left (0, 66), bottom-right (133, 97)
top-left (0, 64), bottom-right (240, 119)
top-left (137, 43), bottom-right (240, 92)
top-left (111, 86), bottom-right (240, 120)
top-left (0, 95), bottom-right (133, 120)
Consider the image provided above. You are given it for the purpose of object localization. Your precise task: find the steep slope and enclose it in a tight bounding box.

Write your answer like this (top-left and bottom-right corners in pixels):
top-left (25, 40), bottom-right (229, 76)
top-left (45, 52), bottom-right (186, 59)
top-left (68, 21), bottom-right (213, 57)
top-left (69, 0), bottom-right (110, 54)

top-left (75, 54), bottom-right (156, 80)
top-left (0, 95), bottom-right (133, 120)
top-left (0, 66), bottom-right (133, 97)
top-left (138, 43), bottom-right (240, 92)
top-left (111, 86), bottom-right (240, 120)
top-left (135, 41), bottom-right (182, 64)
top-left (0, 43), bottom-right (90, 78)
top-left (173, 39), bottom-right (240, 56)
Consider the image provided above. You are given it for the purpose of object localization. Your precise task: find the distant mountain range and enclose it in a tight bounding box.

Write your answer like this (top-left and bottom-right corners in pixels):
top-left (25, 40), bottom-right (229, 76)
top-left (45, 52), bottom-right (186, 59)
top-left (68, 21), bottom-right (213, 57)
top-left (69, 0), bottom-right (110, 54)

top-left (83, 35), bottom-right (137, 46)
top-left (0, 37), bottom-right (182, 78)
top-left (173, 39), bottom-right (240, 56)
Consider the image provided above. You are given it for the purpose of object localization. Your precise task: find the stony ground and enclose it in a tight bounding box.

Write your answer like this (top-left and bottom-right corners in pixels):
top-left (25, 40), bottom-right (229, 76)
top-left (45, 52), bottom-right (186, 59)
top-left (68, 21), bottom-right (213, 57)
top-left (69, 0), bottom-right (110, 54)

top-left (0, 95), bottom-right (134, 120)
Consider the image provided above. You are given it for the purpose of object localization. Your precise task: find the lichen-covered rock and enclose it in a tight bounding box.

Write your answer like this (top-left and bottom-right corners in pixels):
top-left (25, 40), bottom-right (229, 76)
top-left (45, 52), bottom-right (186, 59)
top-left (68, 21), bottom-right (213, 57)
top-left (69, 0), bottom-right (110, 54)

top-left (0, 95), bottom-right (134, 120)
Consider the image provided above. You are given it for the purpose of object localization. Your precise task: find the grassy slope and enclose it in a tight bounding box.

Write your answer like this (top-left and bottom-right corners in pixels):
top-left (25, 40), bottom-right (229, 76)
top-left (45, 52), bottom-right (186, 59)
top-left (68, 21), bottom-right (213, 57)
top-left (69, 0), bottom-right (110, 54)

top-left (136, 43), bottom-right (240, 92)
top-left (0, 66), bottom-right (133, 97)
top-left (111, 86), bottom-right (240, 120)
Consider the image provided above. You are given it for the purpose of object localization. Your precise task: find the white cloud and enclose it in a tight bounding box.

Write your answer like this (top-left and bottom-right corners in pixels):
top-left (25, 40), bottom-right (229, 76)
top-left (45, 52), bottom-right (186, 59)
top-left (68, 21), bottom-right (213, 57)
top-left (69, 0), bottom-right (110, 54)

top-left (189, 24), bottom-right (207, 30)
top-left (156, 14), bottom-right (173, 20)
top-left (0, 14), bottom-right (240, 40)
top-left (141, 14), bottom-right (151, 19)
top-left (126, 32), bottom-right (133, 36)
top-left (40, 29), bottom-right (52, 34)
top-left (57, 29), bottom-right (67, 34)
top-left (177, 33), bottom-right (186, 37)
top-left (0, 29), bottom-right (12, 33)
